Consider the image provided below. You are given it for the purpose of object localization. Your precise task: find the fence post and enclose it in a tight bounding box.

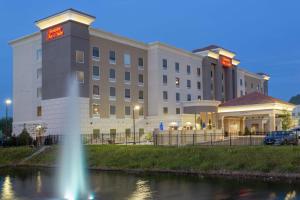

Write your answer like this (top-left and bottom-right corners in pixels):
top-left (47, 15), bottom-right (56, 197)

top-left (230, 132), bottom-right (232, 146)
top-left (210, 131), bottom-right (213, 146)
top-left (101, 133), bottom-right (104, 145)
top-left (177, 133), bottom-right (179, 147)
top-left (193, 133), bottom-right (195, 146)
top-left (250, 131), bottom-right (252, 146)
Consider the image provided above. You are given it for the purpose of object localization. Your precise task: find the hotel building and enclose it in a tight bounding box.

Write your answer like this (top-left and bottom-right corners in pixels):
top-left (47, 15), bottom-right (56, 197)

top-left (9, 9), bottom-right (294, 136)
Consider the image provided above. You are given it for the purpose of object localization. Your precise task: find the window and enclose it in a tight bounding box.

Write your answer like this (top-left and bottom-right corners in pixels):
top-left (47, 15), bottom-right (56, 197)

top-left (176, 93), bottom-right (180, 102)
top-left (110, 105), bottom-right (116, 115)
top-left (37, 88), bottom-right (42, 98)
top-left (93, 129), bottom-right (100, 137)
top-left (125, 106), bottom-right (131, 116)
top-left (197, 81), bottom-right (201, 90)
top-left (76, 71), bottom-right (84, 84)
top-left (92, 47), bottom-right (100, 60)
top-left (125, 128), bottom-right (131, 136)
top-left (175, 77), bottom-right (180, 87)
top-left (92, 104), bottom-right (100, 116)
top-left (138, 74), bottom-right (144, 84)
top-left (240, 90), bottom-right (244, 96)
top-left (125, 71), bottom-right (131, 82)
top-left (110, 87), bottom-right (116, 98)
top-left (139, 107), bottom-right (144, 116)
top-left (109, 50), bottom-right (116, 64)
top-left (93, 66), bottom-right (100, 80)
top-left (76, 50), bottom-right (84, 64)
top-left (125, 88), bottom-right (131, 99)
top-left (198, 95), bottom-right (201, 100)
top-left (197, 68), bottom-right (201, 76)
top-left (36, 49), bottom-right (42, 61)
top-left (240, 79), bottom-right (243, 86)
top-left (139, 90), bottom-right (144, 100)
top-left (37, 106), bottom-right (42, 117)
top-left (163, 91), bottom-right (168, 101)
top-left (251, 83), bottom-right (254, 89)
top-left (187, 65), bottom-right (191, 74)
top-left (210, 70), bottom-right (213, 78)
top-left (163, 107), bottom-right (168, 114)
top-left (176, 108), bottom-right (180, 114)
top-left (162, 59), bottom-right (167, 69)
top-left (124, 54), bottom-right (131, 65)
top-left (109, 69), bottom-right (116, 80)
top-left (37, 68), bottom-right (42, 79)
top-left (187, 94), bottom-right (191, 101)
top-left (163, 75), bottom-right (167, 85)
top-left (187, 80), bottom-right (191, 88)
top-left (138, 57), bottom-right (144, 67)
top-left (139, 128), bottom-right (144, 135)
top-left (175, 62), bottom-right (180, 73)
top-left (93, 85), bottom-right (100, 97)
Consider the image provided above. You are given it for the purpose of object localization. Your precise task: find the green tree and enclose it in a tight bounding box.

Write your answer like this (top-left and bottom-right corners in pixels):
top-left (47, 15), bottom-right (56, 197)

top-left (280, 110), bottom-right (293, 130)
top-left (17, 128), bottom-right (33, 146)
top-left (289, 94), bottom-right (300, 105)
top-left (0, 117), bottom-right (13, 137)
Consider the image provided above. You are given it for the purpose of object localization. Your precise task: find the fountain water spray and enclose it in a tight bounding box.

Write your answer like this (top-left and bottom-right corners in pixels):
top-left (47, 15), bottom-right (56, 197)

top-left (57, 78), bottom-right (93, 200)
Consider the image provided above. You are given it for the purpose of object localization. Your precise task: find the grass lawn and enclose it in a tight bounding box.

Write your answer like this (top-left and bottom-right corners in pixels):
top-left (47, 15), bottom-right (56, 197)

top-left (24, 145), bottom-right (300, 174)
top-left (0, 147), bottom-right (35, 165)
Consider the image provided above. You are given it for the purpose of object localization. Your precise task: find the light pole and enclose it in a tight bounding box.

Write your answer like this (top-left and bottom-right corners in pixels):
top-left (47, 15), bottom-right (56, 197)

top-left (133, 105), bottom-right (140, 145)
top-left (5, 99), bottom-right (12, 137)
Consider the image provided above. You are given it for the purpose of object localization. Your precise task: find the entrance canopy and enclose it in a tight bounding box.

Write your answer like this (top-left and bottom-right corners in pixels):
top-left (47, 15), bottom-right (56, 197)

top-left (183, 100), bottom-right (220, 114)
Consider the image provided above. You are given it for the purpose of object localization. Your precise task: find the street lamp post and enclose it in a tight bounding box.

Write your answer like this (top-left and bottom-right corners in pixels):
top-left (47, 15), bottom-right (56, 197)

top-left (133, 105), bottom-right (140, 145)
top-left (5, 99), bottom-right (12, 137)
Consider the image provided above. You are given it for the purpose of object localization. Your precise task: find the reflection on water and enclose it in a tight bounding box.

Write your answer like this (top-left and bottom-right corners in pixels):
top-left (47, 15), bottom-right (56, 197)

top-left (0, 167), bottom-right (299, 200)
top-left (1, 176), bottom-right (15, 200)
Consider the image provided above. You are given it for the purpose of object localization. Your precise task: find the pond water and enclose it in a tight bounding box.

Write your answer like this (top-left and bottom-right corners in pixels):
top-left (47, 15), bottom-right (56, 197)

top-left (0, 167), bottom-right (299, 200)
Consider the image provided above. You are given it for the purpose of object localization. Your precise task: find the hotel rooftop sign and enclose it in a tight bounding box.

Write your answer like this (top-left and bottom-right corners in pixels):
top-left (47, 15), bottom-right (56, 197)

top-left (35, 9), bottom-right (95, 30)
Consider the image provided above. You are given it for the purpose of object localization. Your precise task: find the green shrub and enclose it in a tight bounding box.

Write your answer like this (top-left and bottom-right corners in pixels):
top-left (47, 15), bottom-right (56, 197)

top-left (17, 128), bottom-right (33, 146)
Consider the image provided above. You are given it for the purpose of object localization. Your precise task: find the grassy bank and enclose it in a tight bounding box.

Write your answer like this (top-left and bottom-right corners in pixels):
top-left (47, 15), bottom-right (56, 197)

top-left (0, 147), bottom-right (35, 165)
top-left (23, 145), bottom-right (300, 174)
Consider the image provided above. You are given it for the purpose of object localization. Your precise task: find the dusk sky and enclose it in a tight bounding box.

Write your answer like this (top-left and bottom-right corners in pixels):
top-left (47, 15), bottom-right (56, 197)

top-left (1, 0), bottom-right (300, 117)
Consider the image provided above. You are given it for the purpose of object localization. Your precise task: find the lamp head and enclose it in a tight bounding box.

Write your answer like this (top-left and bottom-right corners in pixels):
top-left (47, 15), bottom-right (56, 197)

top-left (5, 99), bottom-right (12, 105)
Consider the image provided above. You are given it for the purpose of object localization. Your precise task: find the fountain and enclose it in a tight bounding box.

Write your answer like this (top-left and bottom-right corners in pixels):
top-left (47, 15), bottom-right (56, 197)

top-left (57, 78), bottom-right (94, 200)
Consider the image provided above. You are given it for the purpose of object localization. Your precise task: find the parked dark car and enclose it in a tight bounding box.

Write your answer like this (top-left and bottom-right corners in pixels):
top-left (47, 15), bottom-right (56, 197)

top-left (263, 131), bottom-right (298, 145)
top-left (290, 127), bottom-right (300, 139)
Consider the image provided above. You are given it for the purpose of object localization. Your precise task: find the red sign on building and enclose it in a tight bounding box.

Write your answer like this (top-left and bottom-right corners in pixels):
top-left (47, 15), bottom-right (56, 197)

top-left (220, 56), bottom-right (232, 68)
top-left (46, 25), bottom-right (64, 41)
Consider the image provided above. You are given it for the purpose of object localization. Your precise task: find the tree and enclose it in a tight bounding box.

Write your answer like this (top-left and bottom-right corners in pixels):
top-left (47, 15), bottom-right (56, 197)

top-left (280, 110), bottom-right (293, 130)
top-left (0, 117), bottom-right (13, 137)
top-left (289, 94), bottom-right (300, 105)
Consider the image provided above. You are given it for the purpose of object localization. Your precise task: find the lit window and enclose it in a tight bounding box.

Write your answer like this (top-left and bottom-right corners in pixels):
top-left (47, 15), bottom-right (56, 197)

top-left (163, 107), bottom-right (168, 114)
top-left (92, 47), bottom-right (100, 60)
top-left (139, 90), bottom-right (144, 100)
top-left (37, 88), bottom-right (42, 98)
top-left (125, 106), bottom-right (131, 116)
top-left (93, 104), bottom-right (100, 116)
top-left (37, 106), bottom-right (42, 117)
top-left (176, 77), bottom-right (180, 87)
top-left (163, 91), bottom-right (168, 101)
top-left (176, 108), bottom-right (180, 114)
top-left (109, 69), bottom-right (116, 80)
top-left (110, 105), bottom-right (116, 115)
top-left (163, 75), bottom-right (167, 85)
top-left (76, 50), bottom-right (84, 64)
top-left (109, 50), bottom-right (116, 64)
top-left (125, 71), bottom-right (131, 82)
top-left (138, 57), bottom-right (144, 67)
top-left (187, 65), bottom-right (191, 74)
top-left (175, 62), bottom-right (180, 73)
top-left (162, 59), bottom-right (167, 69)
top-left (125, 88), bottom-right (131, 99)
top-left (76, 71), bottom-right (84, 84)
top-left (124, 54), bottom-right (131, 65)
top-left (93, 66), bottom-right (100, 80)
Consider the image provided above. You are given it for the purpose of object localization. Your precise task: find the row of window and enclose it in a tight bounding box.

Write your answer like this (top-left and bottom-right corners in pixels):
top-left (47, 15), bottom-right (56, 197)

top-left (162, 107), bottom-right (181, 115)
top-left (163, 92), bottom-right (201, 101)
top-left (163, 76), bottom-right (201, 89)
top-left (92, 47), bottom-right (145, 67)
top-left (93, 128), bottom-right (145, 135)
top-left (92, 66), bottom-right (144, 84)
top-left (92, 104), bottom-right (144, 116)
top-left (162, 59), bottom-right (201, 76)
top-left (93, 86), bottom-right (144, 100)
